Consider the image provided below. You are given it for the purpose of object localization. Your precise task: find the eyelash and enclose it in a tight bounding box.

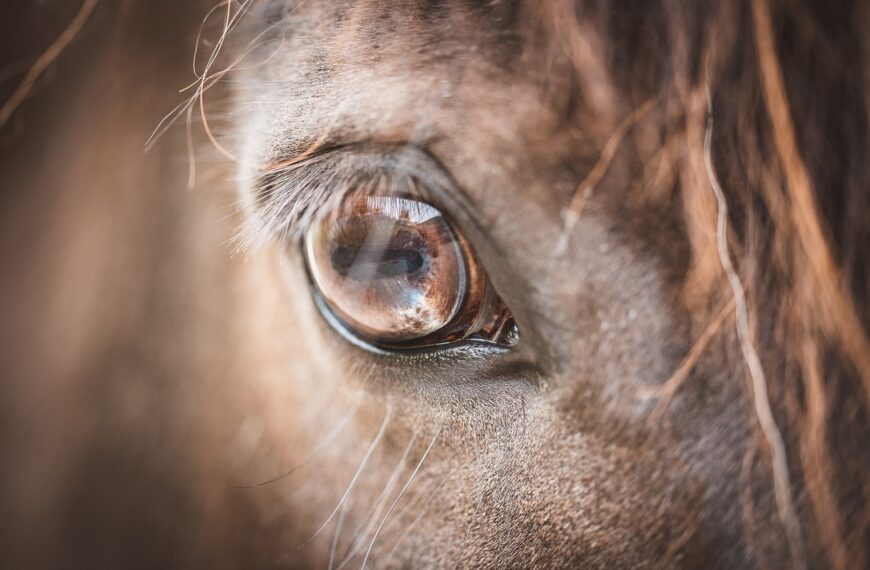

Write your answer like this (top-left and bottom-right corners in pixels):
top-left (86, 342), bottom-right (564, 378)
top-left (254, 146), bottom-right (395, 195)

top-left (239, 148), bottom-right (432, 252)
top-left (240, 143), bottom-right (493, 256)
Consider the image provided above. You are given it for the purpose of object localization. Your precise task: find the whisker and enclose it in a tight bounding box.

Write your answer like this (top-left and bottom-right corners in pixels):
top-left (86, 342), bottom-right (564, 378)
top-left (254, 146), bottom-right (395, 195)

top-left (454, 488), bottom-right (485, 569)
top-left (329, 495), bottom-right (353, 570)
top-left (145, 95), bottom-right (196, 151)
top-left (382, 469), bottom-right (441, 532)
top-left (229, 395), bottom-right (361, 489)
top-left (149, 0), bottom-right (285, 157)
top-left (189, 1), bottom-right (232, 83)
top-left (453, 432), bottom-right (484, 569)
top-left (185, 103), bottom-right (197, 189)
top-left (359, 427), bottom-right (442, 570)
top-left (298, 404), bottom-right (392, 550)
top-left (380, 472), bottom-right (450, 568)
top-left (336, 431), bottom-right (418, 569)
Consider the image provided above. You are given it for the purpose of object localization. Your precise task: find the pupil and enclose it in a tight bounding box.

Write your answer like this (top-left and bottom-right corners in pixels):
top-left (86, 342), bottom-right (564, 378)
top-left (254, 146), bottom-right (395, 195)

top-left (331, 245), bottom-right (426, 279)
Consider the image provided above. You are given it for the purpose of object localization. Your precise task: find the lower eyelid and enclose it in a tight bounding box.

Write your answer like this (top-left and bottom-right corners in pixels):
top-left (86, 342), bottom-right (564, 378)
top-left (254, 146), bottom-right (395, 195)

top-left (308, 283), bottom-right (513, 360)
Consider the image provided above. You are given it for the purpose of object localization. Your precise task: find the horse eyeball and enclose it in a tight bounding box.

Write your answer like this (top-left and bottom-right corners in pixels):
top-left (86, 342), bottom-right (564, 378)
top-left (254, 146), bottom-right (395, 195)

top-left (304, 194), bottom-right (516, 350)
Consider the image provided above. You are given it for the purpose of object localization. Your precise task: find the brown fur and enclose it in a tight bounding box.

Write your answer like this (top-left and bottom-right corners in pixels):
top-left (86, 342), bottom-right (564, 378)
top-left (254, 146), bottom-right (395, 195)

top-left (0, 1), bottom-right (867, 568)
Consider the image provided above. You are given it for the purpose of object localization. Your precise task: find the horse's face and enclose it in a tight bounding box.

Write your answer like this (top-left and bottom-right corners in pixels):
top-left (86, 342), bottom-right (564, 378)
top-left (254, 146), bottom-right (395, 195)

top-left (3, 1), bottom-right (867, 568)
top-left (222, 2), bottom-right (751, 567)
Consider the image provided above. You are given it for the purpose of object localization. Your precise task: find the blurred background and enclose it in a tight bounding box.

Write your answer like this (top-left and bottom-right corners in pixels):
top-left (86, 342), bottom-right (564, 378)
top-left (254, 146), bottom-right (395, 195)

top-left (0, 2), bottom-right (263, 567)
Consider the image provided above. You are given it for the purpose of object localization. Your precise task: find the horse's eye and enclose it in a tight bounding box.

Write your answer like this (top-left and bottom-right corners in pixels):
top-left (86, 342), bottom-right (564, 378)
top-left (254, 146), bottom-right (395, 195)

top-left (304, 194), bottom-right (516, 350)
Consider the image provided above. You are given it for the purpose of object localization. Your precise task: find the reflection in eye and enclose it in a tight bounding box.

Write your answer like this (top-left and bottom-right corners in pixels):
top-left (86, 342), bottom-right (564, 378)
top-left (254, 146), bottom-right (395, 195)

top-left (305, 194), bottom-right (517, 350)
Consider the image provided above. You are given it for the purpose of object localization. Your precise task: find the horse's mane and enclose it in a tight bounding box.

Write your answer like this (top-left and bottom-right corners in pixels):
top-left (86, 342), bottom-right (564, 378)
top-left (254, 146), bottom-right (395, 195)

top-left (535, 1), bottom-right (868, 567)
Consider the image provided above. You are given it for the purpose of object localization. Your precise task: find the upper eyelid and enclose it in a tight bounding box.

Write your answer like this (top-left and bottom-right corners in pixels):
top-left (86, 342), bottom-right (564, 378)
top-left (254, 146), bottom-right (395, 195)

top-left (238, 144), bottom-right (484, 252)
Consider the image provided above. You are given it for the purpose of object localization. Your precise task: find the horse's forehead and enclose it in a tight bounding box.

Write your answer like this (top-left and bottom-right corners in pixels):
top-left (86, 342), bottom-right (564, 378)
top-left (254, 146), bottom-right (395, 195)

top-left (237, 1), bottom-right (616, 222)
